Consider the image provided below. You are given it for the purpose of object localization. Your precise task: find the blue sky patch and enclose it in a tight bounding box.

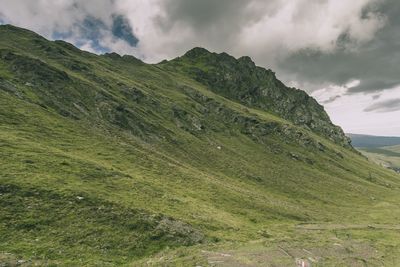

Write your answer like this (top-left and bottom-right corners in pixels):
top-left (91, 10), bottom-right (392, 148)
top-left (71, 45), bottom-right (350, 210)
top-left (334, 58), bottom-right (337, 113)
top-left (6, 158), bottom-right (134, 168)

top-left (52, 15), bottom-right (138, 53)
top-left (112, 15), bottom-right (139, 46)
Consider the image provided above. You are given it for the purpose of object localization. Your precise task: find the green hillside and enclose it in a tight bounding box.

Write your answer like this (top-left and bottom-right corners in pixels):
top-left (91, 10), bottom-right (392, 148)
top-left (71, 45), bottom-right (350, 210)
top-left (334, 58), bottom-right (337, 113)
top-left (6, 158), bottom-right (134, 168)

top-left (1, 25), bottom-right (400, 266)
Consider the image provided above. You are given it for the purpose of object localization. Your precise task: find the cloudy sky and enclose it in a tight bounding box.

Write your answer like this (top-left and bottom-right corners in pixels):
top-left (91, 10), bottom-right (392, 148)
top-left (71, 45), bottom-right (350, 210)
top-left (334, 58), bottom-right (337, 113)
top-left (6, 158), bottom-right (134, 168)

top-left (0, 0), bottom-right (399, 136)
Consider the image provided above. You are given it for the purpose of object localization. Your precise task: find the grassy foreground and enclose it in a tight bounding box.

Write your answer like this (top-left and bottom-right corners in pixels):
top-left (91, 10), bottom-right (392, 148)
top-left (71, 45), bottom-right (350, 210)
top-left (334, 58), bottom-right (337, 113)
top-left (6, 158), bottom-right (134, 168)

top-left (1, 25), bottom-right (400, 266)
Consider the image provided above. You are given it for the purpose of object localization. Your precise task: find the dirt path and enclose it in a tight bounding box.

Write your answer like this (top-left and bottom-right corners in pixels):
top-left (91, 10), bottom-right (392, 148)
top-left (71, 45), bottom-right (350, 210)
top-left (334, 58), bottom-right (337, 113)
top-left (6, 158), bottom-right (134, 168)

top-left (200, 224), bottom-right (399, 266)
top-left (296, 223), bottom-right (400, 231)
top-left (202, 241), bottom-right (379, 267)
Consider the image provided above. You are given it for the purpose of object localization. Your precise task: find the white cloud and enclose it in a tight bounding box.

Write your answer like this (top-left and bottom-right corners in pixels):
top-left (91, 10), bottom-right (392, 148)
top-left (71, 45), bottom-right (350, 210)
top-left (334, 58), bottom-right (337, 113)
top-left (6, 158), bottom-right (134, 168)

top-left (115, 0), bottom-right (198, 61)
top-left (312, 84), bottom-right (400, 136)
top-left (236, 0), bottom-right (385, 63)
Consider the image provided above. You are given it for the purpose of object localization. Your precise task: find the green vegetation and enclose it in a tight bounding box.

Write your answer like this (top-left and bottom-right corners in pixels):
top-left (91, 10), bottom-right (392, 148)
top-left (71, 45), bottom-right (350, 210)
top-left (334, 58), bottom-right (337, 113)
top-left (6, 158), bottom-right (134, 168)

top-left (1, 24), bottom-right (400, 266)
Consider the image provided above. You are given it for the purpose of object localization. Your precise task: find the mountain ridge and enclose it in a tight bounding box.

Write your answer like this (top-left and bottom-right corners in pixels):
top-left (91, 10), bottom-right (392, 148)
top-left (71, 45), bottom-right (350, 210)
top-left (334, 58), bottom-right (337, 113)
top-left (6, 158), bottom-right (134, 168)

top-left (0, 24), bottom-right (349, 147)
top-left (161, 46), bottom-right (350, 147)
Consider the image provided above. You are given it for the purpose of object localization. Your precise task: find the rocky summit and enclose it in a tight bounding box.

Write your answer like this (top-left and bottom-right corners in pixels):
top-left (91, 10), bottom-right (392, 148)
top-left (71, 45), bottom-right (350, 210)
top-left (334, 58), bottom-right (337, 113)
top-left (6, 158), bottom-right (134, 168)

top-left (163, 47), bottom-right (350, 147)
top-left (1, 24), bottom-right (400, 266)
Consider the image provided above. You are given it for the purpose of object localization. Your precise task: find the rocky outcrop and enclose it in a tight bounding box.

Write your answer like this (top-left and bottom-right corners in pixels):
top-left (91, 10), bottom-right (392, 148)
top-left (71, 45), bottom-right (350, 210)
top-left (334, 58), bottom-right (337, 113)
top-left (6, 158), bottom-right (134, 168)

top-left (162, 47), bottom-right (351, 147)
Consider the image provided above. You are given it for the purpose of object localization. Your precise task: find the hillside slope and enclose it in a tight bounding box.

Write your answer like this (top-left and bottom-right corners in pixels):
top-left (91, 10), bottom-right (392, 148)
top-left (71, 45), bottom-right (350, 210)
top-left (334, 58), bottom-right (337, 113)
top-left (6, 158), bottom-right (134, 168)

top-left (1, 25), bottom-right (400, 266)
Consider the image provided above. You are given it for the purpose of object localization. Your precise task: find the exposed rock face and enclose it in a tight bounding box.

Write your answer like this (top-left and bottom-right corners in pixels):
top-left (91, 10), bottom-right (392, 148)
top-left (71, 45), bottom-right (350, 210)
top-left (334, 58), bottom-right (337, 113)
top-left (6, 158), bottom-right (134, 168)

top-left (163, 47), bottom-right (351, 147)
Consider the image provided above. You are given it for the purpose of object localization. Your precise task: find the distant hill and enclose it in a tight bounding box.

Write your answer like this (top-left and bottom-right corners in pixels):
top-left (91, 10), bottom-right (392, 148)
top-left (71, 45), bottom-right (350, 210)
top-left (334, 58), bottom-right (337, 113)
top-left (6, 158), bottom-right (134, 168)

top-left (349, 134), bottom-right (400, 173)
top-left (347, 133), bottom-right (400, 148)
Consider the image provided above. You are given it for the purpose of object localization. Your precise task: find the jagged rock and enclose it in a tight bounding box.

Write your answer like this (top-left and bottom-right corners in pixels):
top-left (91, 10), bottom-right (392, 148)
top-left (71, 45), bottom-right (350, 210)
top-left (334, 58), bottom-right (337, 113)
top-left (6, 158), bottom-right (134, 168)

top-left (164, 48), bottom-right (351, 148)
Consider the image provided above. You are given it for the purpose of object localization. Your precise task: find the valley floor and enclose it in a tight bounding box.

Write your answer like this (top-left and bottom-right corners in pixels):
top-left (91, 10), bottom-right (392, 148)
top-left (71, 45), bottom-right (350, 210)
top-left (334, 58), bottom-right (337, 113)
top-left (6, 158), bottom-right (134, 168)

top-left (358, 146), bottom-right (400, 173)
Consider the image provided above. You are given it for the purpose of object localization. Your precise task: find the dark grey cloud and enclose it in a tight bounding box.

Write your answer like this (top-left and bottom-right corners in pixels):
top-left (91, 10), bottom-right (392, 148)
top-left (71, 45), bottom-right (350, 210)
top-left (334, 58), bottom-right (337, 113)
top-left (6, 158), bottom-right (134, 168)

top-left (278, 0), bottom-right (400, 95)
top-left (156, 0), bottom-right (273, 50)
top-left (161, 0), bottom-right (246, 30)
top-left (364, 98), bottom-right (400, 112)
top-left (372, 94), bottom-right (381, 100)
top-left (349, 80), bottom-right (399, 94)
top-left (158, 0), bottom-right (273, 31)
top-left (322, 95), bottom-right (341, 104)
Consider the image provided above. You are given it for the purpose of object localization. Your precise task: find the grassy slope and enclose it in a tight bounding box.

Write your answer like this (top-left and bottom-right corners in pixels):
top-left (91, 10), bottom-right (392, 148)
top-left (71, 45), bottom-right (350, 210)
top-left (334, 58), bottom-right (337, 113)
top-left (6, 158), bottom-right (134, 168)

top-left (1, 25), bottom-right (400, 266)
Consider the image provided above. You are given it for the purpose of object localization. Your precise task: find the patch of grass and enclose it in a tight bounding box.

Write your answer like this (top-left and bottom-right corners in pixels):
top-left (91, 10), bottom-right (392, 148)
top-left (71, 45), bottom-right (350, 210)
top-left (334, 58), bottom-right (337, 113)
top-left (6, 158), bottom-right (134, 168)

top-left (0, 183), bottom-right (203, 265)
